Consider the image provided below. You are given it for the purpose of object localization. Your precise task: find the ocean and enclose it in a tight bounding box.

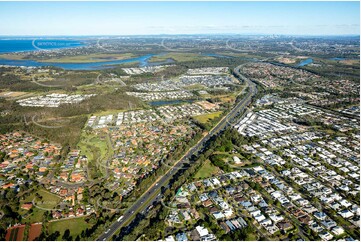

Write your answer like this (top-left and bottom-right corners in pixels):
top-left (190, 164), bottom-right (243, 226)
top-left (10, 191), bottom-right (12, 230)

top-left (0, 39), bottom-right (85, 53)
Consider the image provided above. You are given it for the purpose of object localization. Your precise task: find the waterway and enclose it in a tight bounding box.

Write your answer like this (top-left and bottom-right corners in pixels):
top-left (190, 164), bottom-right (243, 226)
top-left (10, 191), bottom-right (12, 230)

top-left (0, 54), bottom-right (163, 70)
top-left (296, 58), bottom-right (313, 67)
top-left (329, 57), bottom-right (346, 61)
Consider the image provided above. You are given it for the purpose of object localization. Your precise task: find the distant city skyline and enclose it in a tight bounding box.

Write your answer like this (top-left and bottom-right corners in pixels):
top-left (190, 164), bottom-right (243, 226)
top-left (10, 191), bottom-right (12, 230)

top-left (0, 1), bottom-right (359, 36)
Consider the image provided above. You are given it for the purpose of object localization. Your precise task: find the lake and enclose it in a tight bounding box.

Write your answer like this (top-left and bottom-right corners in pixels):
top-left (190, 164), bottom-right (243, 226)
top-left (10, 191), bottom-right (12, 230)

top-left (0, 39), bottom-right (85, 53)
top-left (296, 58), bottom-right (313, 67)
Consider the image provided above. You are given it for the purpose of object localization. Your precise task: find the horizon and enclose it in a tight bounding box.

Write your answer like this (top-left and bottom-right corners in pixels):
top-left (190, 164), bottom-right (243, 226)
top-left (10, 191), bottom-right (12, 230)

top-left (0, 1), bottom-right (359, 36)
top-left (0, 34), bottom-right (360, 38)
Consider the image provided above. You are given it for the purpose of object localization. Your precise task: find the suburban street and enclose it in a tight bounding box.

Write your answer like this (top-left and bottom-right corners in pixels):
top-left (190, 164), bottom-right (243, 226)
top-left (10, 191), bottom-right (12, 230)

top-left (97, 64), bottom-right (258, 241)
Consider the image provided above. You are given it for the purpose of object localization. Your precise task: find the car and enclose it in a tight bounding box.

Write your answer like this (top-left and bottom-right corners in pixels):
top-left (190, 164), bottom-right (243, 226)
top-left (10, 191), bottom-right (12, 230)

top-left (131, 210), bottom-right (134, 214)
top-left (155, 183), bottom-right (158, 186)
top-left (105, 229), bottom-right (110, 234)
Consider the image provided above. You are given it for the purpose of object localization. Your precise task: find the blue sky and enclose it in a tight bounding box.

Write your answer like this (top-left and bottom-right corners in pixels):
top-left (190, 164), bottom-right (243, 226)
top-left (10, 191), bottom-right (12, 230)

top-left (0, 1), bottom-right (359, 36)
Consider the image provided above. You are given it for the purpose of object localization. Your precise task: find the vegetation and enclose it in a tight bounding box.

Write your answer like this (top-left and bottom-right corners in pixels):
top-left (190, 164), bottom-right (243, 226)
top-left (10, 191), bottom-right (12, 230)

top-left (193, 159), bottom-right (220, 179)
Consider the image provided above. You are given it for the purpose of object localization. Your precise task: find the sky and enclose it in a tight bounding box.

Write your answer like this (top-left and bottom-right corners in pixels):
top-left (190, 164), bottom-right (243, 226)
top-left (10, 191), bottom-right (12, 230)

top-left (0, 1), bottom-right (359, 36)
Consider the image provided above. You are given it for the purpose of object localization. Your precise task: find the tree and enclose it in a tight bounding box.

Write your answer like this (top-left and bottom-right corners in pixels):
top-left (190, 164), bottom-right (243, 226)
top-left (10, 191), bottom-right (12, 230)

top-left (62, 229), bottom-right (71, 240)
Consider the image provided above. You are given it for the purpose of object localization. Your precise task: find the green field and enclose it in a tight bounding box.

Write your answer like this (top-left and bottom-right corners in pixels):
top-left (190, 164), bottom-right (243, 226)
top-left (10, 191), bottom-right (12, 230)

top-left (48, 217), bottom-right (93, 240)
top-left (19, 189), bottom-right (61, 223)
top-left (194, 160), bottom-right (220, 179)
top-left (39, 53), bottom-right (137, 63)
top-left (21, 207), bottom-right (47, 224)
top-left (193, 111), bottom-right (223, 124)
top-left (77, 131), bottom-right (113, 177)
top-left (21, 189), bottom-right (61, 207)
top-left (78, 132), bottom-right (109, 161)
top-left (0, 53), bottom-right (137, 63)
top-left (149, 52), bottom-right (214, 63)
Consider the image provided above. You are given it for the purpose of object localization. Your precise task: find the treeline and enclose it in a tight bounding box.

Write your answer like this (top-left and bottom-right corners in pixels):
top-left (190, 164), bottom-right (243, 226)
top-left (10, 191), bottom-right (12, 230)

top-left (54, 91), bottom-right (142, 117)
top-left (179, 57), bottom-right (248, 69)
top-left (0, 70), bottom-right (98, 92)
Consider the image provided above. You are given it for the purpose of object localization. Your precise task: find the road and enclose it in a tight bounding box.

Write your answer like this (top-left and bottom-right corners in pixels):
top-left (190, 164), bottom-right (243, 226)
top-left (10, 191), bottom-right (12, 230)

top-left (97, 64), bottom-right (258, 241)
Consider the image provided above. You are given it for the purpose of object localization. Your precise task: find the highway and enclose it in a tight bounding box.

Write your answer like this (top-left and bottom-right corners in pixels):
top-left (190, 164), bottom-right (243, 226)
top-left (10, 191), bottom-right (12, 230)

top-left (97, 64), bottom-right (257, 241)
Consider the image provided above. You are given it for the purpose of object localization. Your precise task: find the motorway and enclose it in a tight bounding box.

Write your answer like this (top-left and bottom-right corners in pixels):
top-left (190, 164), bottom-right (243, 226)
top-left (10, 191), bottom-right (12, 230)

top-left (97, 64), bottom-right (258, 241)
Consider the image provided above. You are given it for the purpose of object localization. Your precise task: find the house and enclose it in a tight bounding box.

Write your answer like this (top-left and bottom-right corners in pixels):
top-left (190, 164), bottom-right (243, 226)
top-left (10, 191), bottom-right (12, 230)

top-left (339, 199), bottom-right (352, 208)
top-left (202, 200), bottom-right (213, 207)
top-left (190, 208), bottom-right (200, 220)
top-left (180, 211), bottom-right (191, 221)
top-left (250, 210), bottom-right (262, 217)
top-left (220, 222), bottom-right (230, 233)
top-left (269, 214), bottom-right (284, 223)
top-left (277, 221), bottom-right (293, 231)
top-left (233, 156), bottom-right (241, 164)
top-left (76, 208), bottom-right (85, 216)
top-left (265, 225), bottom-right (279, 234)
top-left (254, 214), bottom-right (266, 222)
top-left (309, 222), bottom-right (323, 233)
top-left (329, 202), bottom-right (341, 211)
top-left (212, 211), bottom-right (224, 220)
top-left (319, 231), bottom-right (333, 241)
top-left (298, 215), bottom-right (312, 225)
top-left (321, 219), bottom-right (337, 230)
top-left (52, 211), bottom-right (62, 219)
top-left (338, 210), bottom-right (354, 219)
top-left (175, 232), bottom-right (188, 241)
top-left (223, 209), bottom-right (233, 218)
top-left (225, 220), bottom-right (236, 231)
top-left (314, 211), bottom-right (327, 220)
top-left (240, 201), bottom-right (252, 208)
top-left (21, 202), bottom-right (33, 210)
top-left (165, 235), bottom-right (175, 241)
top-left (260, 219), bottom-right (272, 227)
top-left (68, 211), bottom-right (75, 218)
top-left (331, 226), bottom-right (345, 236)
top-left (195, 226), bottom-right (209, 238)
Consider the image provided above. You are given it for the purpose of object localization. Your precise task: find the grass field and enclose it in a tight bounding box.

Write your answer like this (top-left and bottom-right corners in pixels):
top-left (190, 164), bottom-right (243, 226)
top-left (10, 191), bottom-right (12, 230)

top-left (219, 95), bottom-right (236, 103)
top-left (48, 217), bottom-right (93, 240)
top-left (0, 53), bottom-right (25, 60)
top-left (77, 131), bottom-right (113, 177)
top-left (39, 53), bottom-right (137, 63)
top-left (78, 132), bottom-right (107, 162)
top-left (149, 52), bottom-right (214, 63)
top-left (21, 189), bottom-right (61, 208)
top-left (0, 53), bottom-right (137, 63)
top-left (193, 111), bottom-right (223, 124)
top-left (339, 59), bottom-right (360, 65)
top-left (183, 84), bottom-right (207, 90)
top-left (33, 190), bottom-right (62, 209)
top-left (194, 160), bottom-right (220, 179)
top-left (19, 189), bottom-right (62, 224)
top-left (0, 91), bottom-right (28, 98)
